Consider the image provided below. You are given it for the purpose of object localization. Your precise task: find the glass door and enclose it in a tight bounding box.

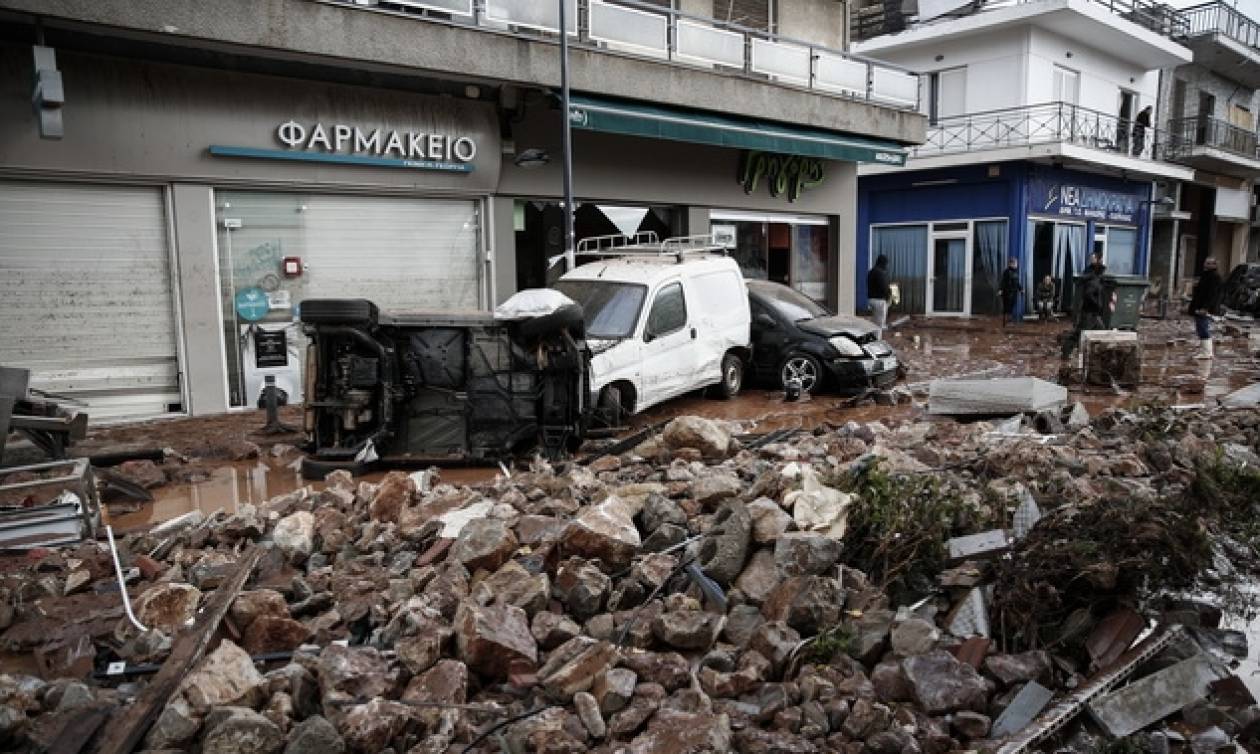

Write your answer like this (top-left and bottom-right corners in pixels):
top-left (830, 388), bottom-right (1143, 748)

top-left (928, 232), bottom-right (971, 315)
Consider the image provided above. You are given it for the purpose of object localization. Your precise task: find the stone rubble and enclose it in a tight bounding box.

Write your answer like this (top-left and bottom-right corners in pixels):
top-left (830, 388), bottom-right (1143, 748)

top-left (0, 407), bottom-right (1258, 753)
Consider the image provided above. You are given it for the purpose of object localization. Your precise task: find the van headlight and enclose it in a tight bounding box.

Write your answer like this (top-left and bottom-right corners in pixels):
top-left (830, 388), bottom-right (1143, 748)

top-left (828, 336), bottom-right (864, 358)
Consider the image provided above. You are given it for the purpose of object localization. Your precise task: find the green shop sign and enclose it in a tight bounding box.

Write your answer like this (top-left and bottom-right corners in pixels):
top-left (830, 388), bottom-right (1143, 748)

top-left (738, 151), bottom-right (825, 203)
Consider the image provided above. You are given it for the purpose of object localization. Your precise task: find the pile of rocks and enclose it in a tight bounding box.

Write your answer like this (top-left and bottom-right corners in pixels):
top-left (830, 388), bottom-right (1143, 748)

top-left (1, 408), bottom-right (1259, 754)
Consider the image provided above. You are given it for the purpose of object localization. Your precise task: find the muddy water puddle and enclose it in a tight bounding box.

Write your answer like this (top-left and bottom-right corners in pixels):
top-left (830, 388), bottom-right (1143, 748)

top-left (631, 389), bottom-right (914, 434)
top-left (106, 460), bottom-right (499, 531)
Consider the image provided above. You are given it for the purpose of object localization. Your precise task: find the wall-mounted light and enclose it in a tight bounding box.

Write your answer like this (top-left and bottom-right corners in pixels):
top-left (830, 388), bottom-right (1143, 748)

top-left (1065, 51), bottom-right (1073, 58)
top-left (513, 148), bottom-right (551, 169)
top-left (465, 85), bottom-right (481, 99)
top-left (934, 54), bottom-right (944, 62)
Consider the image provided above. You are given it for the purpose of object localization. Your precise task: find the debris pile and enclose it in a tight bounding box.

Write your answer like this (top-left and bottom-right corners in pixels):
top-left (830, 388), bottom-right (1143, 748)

top-left (1, 408), bottom-right (1260, 753)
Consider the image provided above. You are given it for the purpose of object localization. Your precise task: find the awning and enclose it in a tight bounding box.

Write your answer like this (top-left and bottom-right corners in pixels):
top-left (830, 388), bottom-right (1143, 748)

top-left (566, 94), bottom-right (908, 166)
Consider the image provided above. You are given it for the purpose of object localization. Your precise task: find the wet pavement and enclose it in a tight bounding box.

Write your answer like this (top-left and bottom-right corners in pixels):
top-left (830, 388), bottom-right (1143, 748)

top-left (8, 314), bottom-right (1258, 533)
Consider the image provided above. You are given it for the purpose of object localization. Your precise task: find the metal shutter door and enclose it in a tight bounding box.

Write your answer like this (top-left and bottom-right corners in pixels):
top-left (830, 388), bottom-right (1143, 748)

top-left (0, 182), bottom-right (180, 422)
top-left (297, 195), bottom-right (481, 310)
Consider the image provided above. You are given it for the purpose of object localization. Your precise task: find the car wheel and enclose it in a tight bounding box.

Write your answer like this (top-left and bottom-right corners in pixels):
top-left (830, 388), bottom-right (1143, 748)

top-left (713, 353), bottom-right (743, 399)
top-left (598, 385), bottom-right (625, 429)
top-left (780, 354), bottom-right (822, 394)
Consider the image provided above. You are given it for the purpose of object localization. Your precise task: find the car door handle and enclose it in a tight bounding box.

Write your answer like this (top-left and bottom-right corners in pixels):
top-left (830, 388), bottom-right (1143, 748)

top-left (690, 328), bottom-right (697, 339)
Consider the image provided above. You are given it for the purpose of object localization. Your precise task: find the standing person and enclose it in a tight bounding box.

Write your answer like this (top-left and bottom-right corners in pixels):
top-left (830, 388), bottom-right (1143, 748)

top-left (1000, 257), bottom-right (1023, 326)
top-left (1132, 106), bottom-right (1152, 157)
top-left (1189, 257), bottom-right (1222, 360)
top-left (1035, 274), bottom-right (1057, 322)
top-left (1061, 253), bottom-right (1107, 359)
top-left (867, 254), bottom-right (891, 337)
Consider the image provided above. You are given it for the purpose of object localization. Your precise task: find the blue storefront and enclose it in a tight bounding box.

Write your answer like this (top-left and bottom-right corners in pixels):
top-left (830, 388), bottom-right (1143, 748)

top-left (856, 162), bottom-right (1153, 318)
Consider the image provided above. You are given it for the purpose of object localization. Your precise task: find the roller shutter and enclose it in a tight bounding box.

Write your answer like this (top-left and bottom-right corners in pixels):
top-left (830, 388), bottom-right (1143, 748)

top-left (0, 182), bottom-right (181, 422)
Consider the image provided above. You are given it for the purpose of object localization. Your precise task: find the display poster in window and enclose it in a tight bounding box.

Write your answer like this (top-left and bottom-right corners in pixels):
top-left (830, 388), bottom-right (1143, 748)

top-left (254, 329), bottom-right (289, 369)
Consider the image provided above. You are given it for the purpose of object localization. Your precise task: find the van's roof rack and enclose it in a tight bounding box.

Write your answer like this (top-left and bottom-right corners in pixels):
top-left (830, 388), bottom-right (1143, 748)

top-left (575, 232), bottom-right (731, 263)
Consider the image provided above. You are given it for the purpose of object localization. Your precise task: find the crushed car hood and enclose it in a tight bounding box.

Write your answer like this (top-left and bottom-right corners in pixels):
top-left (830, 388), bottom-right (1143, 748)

top-left (796, 315), bottom-right (879, 339)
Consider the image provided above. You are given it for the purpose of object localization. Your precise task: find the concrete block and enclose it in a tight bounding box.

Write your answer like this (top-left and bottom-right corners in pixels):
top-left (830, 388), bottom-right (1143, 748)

top-left (947, 530), bottom-right (1009, 563)
top-left (928, 378), bottom-right (1068, 417)
top-left (1087, 653), bottom-right (1224, 738)
top-left (1222, 383), bottom-right (1260, 408)
top-left (991, 681), bottom-right (1054, 738)
top-left (1081, 331), bottom-right (1140, 387)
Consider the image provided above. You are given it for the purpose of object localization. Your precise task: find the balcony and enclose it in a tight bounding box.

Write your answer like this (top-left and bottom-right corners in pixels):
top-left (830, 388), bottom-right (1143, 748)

top-left (1181, 2), bottom-right (1260, 87)
top-left (330, 0), bottom-right (920, 110)
top-left (861, 101), bottom-right (1195, 180)
top-left (1165, 115), bottom-right (1260, 179)
top-left (852, 0), bottom-right (1193, 69)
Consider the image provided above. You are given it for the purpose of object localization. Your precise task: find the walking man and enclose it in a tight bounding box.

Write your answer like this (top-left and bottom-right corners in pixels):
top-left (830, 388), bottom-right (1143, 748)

top-left (1000, 257), bottom-right (1023, 326)
top-left (868, 254), bottom-right (891, 337)
top-left (1190, 257), bottom-right (1222, 360)
top-left (1061, 253), bottom-right (1107, 359)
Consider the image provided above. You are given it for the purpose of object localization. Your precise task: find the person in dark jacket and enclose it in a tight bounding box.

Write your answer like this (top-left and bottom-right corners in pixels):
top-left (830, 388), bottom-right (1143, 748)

top-left (1061, 253), bottom-right (1108, 359)
top-left (999, 258), bottom-right (1023, 325)
top-left (867, 255), bottom-right (891, 336)
top-left (1132, 106), bottom-right (1152, 156)
top-left (1035, 275), bottom-right (1057, 322)
top-left (1190, 257), bottom-right (1222, 360)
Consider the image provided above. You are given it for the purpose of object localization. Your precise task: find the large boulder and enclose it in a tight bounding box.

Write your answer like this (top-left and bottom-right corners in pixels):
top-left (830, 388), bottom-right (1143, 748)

top-left (273, 511), bottom-right (316, 561)
top-left (662, 416), bottom-right (731, 458)
top-left (774, 532), bottom-right (841, 577)
top-left (454, 602), bottom-right (537, 679)
top-left (692, 474), bottom-right (742, 508)
top-left (316, 646), bottom-right (394, 709)
top-left (179, 640), bottom-right (266, 713)
top-left (747, 498), bottom-right (792, 544)
top-left (553, 557), bottom-right (611, 619)
top-left (651, 610), bottom-right (720, 651)
top-left (761, 576), bottom-right (845, 635)
top-left (230, 590), bottom-right (289, 631)
top-left (135, 583), bottom-right (202, 635)
top-left (559, 497), bottom-right (641, 570)
top-left (201, 707), bottom-right (284, 754)
top-left (538, 637), bottom-right (618, 701)
top-left (697, 501), bottom-right (751, 585)
top-left (902, 650), bottom-right (989, 715)
top-left (450, 518), bottom-right (518, 574)
top-left (367, 471), bottom-right (414, 523)
top-left (283, 716), bottom-right (344, 754)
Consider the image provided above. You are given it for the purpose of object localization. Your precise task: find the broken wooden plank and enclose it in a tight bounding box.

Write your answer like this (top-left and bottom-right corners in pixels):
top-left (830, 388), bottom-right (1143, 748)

top-left (1087, 652), bottom-right (1224, 737)
top-left (928, 377), bottom-right (1068, 417)
top-left (93, 546), bottom-right (261, 754)
top-left (952, 637), bottom-right (991, 669)
top-left (1086, 608), bottom-right (1146, 671)
top-left (44, 703), bottom-right (113, 754)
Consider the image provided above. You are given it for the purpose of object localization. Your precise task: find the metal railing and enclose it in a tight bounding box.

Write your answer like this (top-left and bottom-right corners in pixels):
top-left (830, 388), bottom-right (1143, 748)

top-left (321, 0), bottom-right (920, 110)
top-left (1182, 2), bottom-right (1260, 49)
top-left (852, 0), bottom-right (1188, 41)
top-left (913, 101), bottom-right (1166, 160)
top-left (1165, 115), bottom-right (1260, 161)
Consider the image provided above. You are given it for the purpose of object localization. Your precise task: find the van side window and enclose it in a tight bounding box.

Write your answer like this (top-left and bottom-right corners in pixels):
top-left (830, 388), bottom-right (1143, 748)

top-left (646, 282), bottom-right (687, 337)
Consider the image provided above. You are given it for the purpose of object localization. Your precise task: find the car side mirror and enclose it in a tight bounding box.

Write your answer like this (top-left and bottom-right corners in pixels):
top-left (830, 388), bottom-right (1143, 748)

top-left (755, 313), bottom-right (777, 328)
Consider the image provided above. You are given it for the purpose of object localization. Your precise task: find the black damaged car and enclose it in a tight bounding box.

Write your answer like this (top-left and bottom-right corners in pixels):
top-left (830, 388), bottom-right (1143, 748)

top-left (747, 280), bottom-right (900, 394)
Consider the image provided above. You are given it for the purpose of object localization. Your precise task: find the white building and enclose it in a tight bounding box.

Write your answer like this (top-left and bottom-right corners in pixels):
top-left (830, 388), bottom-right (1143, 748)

top-left (850, 0), bottom-right (1197, 319)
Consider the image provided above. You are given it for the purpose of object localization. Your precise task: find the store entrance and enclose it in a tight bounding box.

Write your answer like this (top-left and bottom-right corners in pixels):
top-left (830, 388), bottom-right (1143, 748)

top-left (514, 202), bottom-right (676, 290)
top-left (713, 211), bottom-right (831, 306)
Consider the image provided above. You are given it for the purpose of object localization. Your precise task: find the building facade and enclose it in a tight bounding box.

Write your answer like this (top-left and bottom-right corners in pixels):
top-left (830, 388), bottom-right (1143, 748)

top-left (1151, 2), bottom-right (1260, 302)
top-left (0, 0), bottom-right (923, 421)
top-left (851, 0), bottom-right (1196, 318)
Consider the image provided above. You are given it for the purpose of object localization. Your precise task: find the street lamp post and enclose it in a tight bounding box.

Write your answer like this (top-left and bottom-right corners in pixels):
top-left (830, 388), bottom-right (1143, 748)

top-left (559, 0), bottom-right (577, 272)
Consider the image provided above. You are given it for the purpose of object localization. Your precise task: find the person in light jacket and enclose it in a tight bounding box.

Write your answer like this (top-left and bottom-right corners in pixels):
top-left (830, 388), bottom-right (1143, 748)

top-left (867, 255), bottom-right (891, 336)
top-left (1035, 275), bottom-right (1056, 322)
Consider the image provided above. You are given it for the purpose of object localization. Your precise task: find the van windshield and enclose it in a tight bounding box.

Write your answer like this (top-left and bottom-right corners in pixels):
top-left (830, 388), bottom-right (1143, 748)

top-left (553, 280), bottom-right (648, 339)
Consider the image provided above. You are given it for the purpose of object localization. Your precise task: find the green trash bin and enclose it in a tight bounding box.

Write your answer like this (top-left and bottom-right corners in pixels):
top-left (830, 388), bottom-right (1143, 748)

top-left (1071, 274), bottom-right (1149, 330)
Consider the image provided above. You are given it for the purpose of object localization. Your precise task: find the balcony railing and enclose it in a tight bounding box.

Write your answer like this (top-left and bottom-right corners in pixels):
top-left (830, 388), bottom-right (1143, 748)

top-left (1182, 2), bottom-right (1260, 50)
top-left (852, 0), bottom-right (1189, 42)
top-left (1165, 115), bottom-right (1260, 162)
top-left (913, 102), bottom-right (1166, 161)
top-left (324, 0), bottom-right (920, 110)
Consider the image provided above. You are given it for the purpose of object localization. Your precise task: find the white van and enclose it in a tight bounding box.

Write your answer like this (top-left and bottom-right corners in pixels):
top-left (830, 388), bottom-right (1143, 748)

top-left (553, 235), bottom-right (751, 424)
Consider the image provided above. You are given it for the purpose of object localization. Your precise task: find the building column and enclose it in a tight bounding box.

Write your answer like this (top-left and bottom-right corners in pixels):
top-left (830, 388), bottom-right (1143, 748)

top-left (170, 184), bottom-right (229, 417)
top-left (490, 196), bottom-right (517, 305)
top-left (1229, 221), bottom-right (1249, 270)
top-left (684, 206), bottom-right (710, 237)
top-left (835, 163), bottom-right (858, 316)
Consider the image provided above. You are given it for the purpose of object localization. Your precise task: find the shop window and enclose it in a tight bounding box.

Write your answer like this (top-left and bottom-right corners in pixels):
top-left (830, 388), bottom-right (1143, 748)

top-left (1027, 220), bottom-right (1086, 313)
top-left (215, 191), bottom-right (481, 408)
top-left (646, 282), bottom-right (687, 336)
top-left (971, 220), bottom-right (1008, 315)
top-left (515, 201), bottom-right (674, 289)
top-left (870, 225), bottom-right (928, 315)
top-left (1104, 226), bottom-right (1138, 275)
top-left (716, 212), bottom-right (831, 305)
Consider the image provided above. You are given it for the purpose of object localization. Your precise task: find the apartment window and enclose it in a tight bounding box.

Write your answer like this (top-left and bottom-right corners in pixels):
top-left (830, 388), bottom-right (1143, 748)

top-left (928, 67), bottom-right (966, 124)
top-left (1172, 78), bottom-right (1187, 119)
top-left (1052, 65), bottom-right (1079, 105)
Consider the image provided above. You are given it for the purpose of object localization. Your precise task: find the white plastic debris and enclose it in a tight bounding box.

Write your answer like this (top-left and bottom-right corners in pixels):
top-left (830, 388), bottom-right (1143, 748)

top-left (493, 288), bottom-right (577, 321)
top-left (437, 500), bottom-right (495, 539)
top-left (784, 465), bottom-right (851, 539)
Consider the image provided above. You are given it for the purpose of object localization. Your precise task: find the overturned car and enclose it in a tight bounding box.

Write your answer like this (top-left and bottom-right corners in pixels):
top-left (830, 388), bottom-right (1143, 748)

top-left (298, 298), bottom-right (589, 478)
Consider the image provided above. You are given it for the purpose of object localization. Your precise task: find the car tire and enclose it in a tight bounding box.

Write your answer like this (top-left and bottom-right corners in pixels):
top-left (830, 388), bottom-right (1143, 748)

top-left (713, 353), bottom-right (744, 399)
top-left (779, 354), bottom-right (823, 394)
top-left (517, 303), bottom-right (585, 340)
top-left (300, 456), bottom-right (366, 481)
top-left (598, 385), bottom-right (625, 429)
top-left (299, 299), bottom-right (378, 327)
